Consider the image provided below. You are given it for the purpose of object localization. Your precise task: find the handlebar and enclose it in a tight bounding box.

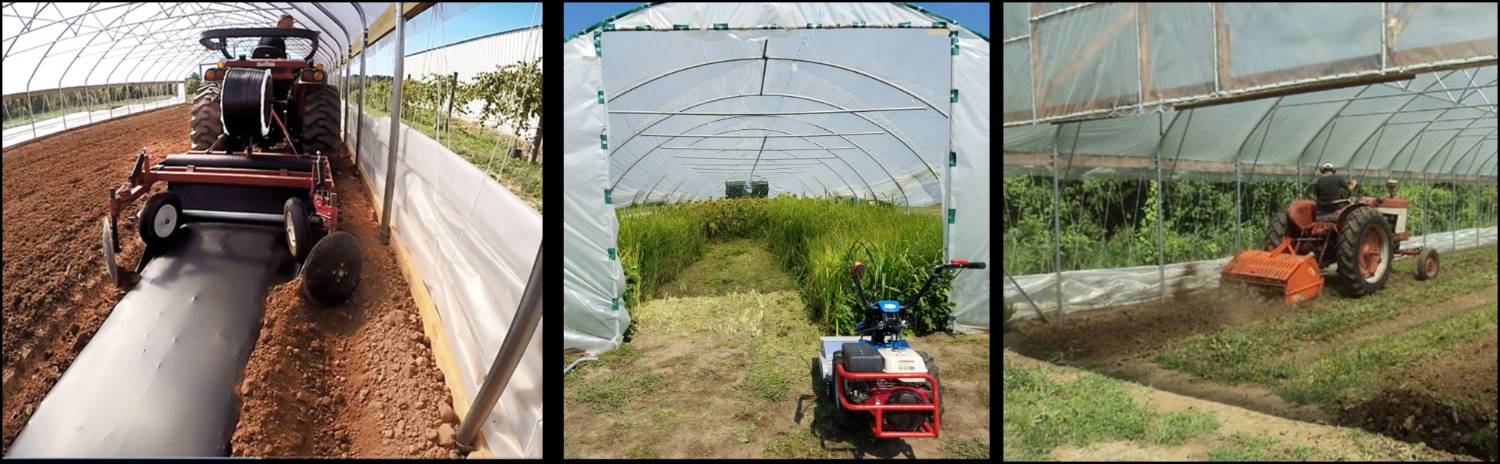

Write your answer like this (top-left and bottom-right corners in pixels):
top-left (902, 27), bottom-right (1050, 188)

top-left (850, 259), bottom-right (987, 311)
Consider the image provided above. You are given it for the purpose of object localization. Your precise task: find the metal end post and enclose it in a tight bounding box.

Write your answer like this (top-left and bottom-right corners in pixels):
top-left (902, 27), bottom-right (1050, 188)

top-left (455, 242), bottom-right (544, 452)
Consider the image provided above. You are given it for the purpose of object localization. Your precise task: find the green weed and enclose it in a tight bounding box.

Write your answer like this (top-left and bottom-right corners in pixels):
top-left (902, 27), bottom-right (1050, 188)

top-left (1277, 302), bottom-right (1498, 407)
top-left (1147, 410), bottom-right (1220, 446)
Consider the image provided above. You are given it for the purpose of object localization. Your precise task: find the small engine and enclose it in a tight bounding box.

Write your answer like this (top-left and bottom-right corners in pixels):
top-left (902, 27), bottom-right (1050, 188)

top-left (838, 344), bottom-right (935, 431)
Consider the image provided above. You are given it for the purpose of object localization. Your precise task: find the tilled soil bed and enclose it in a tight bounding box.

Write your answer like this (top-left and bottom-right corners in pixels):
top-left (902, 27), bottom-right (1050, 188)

top-left (230, 150), bottom-right (464, 458)
top-left (1343, 328), bottom-right (1499, 461)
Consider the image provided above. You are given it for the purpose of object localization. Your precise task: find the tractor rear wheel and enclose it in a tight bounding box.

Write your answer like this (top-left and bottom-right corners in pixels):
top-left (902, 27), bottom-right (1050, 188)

top-left (1335, 207), bottom-right (1392, 297)
top-left (190, 82), bottom-right (238, 151)
top-left (1264, 211), bottom-right (1291, 249)
top-left (299, 84), bottom-right (341, 157)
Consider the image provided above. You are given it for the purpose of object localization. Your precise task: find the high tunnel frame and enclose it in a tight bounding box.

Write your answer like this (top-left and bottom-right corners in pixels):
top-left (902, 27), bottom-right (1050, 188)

top-left (598, 28), bottom-right (955, 207)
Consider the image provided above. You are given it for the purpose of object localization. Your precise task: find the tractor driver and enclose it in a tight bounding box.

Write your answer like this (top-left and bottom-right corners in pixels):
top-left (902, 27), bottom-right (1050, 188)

top-left (1311, 163), bottom-right (1359, 216)
top-left (253, 15), bottom-right (295, 59)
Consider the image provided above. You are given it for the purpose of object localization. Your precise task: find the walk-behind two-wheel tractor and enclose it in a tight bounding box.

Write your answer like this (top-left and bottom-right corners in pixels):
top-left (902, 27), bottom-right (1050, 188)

top-left (1222, 180), bottom-right (1440, 304)
top-left (815, 259), bottom-right (986, 439)
top-left (101, 27), bottom-right (361, 306)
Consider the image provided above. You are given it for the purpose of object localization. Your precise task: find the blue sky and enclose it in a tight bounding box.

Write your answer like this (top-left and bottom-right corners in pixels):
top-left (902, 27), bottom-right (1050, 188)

top-left (406, 3), bottom-right (543, 56)
top-left (563, 3), bottom-right (990, 39)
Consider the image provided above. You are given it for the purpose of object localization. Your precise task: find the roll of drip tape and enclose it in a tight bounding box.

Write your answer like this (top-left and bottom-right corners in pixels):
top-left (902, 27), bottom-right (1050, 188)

top-left (221, 68), bottom-right (271, 138)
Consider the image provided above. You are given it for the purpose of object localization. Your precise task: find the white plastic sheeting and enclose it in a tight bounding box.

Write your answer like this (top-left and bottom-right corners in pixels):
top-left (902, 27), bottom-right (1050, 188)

top-left (1005, 226), bottom-right (1498, 320)
top-left (1002, 2), bottom-right (1499, 126)
top-left (345, 108), bottom-right (543, 456)
top-left (1, 95), bottom-right (184, 148)
top-left (563, 3), bottom-right (993, 352)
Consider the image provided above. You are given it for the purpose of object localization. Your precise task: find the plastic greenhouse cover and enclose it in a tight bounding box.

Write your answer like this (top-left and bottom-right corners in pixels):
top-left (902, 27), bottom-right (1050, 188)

top-left (1002, 2), bottom-right (1498, 125)
top-left (346, 107), bottom-right (542, 456)
top-left (1005, 226), bottom-right (1498, 320)
top-left (2, 3), bottom-right (400, 96)
top-left (1003, 68), bottom-right (1498, 180)
top-left (564, 2), bottom-right (993, 352)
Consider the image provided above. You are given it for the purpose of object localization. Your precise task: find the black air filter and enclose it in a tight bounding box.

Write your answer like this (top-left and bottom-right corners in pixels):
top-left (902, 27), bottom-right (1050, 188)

top-left (221, 67), bottom-right (271, 138)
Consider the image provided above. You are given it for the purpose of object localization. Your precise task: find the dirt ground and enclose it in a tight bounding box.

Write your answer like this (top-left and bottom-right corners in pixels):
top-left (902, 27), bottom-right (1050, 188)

top-left (1, 105), bottom-right (179, 454)
top-left (1004, 285), bottom-right (1291, 363)
top-left (1005, 251), bottom-right (1499, 460)
top-left (564, 241), bottom-right (990, 459)
top-left (1343, 328), bottom-right (1499, 461)
top-left (229, 152), bottom-right (462, 458)
top-left (1, 104), bottom-right (463, 457)
top-left (1005, 350), bottom-right (1472, 461)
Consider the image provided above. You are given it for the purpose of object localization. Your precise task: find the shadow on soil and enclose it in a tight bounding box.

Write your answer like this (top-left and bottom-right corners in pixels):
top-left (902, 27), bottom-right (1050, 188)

top-left (800, 357), bottom-right (921, 459)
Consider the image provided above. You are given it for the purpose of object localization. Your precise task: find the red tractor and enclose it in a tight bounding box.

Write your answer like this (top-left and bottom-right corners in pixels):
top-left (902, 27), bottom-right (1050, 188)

top-left (101, 27), bottom-right (360, 306)
top-left (1222, 180), bottom-right (1440, 304)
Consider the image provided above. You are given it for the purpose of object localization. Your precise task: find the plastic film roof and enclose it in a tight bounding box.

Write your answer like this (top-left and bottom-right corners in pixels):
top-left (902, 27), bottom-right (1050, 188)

top-left (565, 2), bottom-right (994, 351)
top-left (574, 2), bottom-right (989, 206)
top-left (3, 2), bottom-right (391, 95)
top-left (1002, 3), bottom-right (1498, 181)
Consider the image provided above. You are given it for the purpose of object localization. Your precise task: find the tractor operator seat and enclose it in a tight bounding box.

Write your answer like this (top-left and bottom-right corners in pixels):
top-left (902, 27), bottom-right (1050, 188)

top-left (252, 36), bottom-right (287, 59)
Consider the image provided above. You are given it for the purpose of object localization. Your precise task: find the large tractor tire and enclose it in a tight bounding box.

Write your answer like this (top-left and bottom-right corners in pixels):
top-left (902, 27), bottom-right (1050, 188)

top-left (190, 82), bottom-right (232, 151)
top-left (299, 84), bottom-right (341, 157)
top-left (1335, 207), bottom-right (1393, 297)
top-left (1264, 210), bottom-right (1291, 249)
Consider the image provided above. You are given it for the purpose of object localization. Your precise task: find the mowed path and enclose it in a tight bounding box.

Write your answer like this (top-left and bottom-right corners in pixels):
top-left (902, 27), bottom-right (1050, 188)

top-left (564, 240), bottom-right (991, 459)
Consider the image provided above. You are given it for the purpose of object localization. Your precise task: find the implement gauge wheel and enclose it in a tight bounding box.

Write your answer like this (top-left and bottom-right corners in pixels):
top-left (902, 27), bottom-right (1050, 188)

top-left (284, 198), bottom-right (311, 260)
top-left (138, 192), bottom-right (183, 249)
top-left (1416, 248), bottom-right (1439, 281)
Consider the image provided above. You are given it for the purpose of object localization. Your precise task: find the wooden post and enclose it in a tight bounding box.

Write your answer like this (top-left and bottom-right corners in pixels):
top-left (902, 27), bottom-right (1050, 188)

top-left (530, 117), bottom-right (543, 164)
top-left (1214, 3), bottom-right (1230, 91)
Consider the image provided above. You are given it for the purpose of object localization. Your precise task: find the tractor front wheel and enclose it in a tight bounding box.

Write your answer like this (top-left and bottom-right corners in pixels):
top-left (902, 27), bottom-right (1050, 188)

top-left (1335, 207), bottom-right (1392, 297)
top-left (1416, 248), bottom-right (1440, 281)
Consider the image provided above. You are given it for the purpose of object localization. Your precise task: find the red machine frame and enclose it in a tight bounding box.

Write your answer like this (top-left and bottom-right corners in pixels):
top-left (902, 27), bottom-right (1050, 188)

top-left (834, 363), bottom-right (942, 438)
top-left (106, 148), bottom-right (338, 238)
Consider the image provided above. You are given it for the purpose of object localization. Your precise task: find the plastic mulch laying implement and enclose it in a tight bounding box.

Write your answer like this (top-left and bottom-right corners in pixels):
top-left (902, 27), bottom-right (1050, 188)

top-left (100, 26), bottom-right (361, 306)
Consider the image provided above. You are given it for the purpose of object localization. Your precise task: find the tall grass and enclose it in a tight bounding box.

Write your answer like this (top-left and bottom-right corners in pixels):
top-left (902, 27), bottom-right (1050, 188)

top-left (617, 197), bottom-right (952, 334)
top-left (617, 204), bottom-right (705, 308)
